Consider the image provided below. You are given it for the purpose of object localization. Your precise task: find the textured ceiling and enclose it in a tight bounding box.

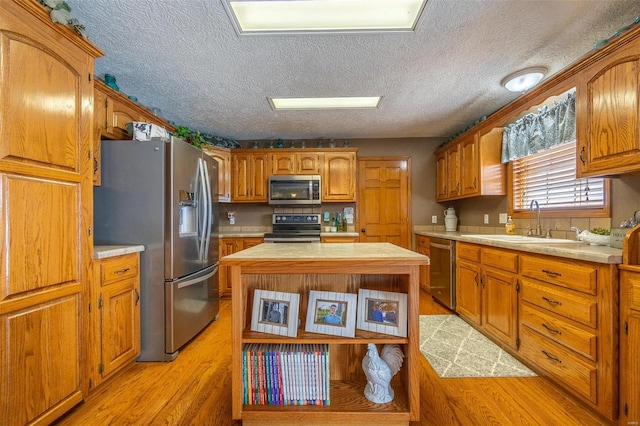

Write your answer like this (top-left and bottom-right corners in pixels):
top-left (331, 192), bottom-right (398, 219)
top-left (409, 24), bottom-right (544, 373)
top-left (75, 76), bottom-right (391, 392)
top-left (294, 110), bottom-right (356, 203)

top-left (68, 0), bottom-right (639, 141)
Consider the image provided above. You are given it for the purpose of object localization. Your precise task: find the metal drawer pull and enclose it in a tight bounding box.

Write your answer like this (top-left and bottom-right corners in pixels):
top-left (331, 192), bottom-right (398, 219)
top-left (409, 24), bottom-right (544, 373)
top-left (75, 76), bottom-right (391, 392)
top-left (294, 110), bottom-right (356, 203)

top-left (542, 296), bottom-right (561, 306)
top-left (542, 323), bottom-right (561, 334)
top-left (542, 269), bottom-right (561, 277)
top-left (114, 268), bottom-right (131, 274)
top-left (542, 350), bottom-right (562, 363)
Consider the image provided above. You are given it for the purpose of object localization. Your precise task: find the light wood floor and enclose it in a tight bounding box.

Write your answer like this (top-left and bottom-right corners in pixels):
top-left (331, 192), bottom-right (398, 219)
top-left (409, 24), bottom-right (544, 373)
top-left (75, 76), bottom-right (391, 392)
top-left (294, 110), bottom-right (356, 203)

top-left (55, 290), bottom-right (614, 425)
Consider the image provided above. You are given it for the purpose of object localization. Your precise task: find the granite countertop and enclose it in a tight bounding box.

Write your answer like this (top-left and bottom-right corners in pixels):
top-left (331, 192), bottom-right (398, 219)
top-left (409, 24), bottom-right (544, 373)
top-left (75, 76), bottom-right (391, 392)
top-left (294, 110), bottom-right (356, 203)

top-left (415, 230), bottom-right (622, 264)
top-left (94, 245), bottom-right (145, 259)
top-left (222, 242), bottom-right (428, 263)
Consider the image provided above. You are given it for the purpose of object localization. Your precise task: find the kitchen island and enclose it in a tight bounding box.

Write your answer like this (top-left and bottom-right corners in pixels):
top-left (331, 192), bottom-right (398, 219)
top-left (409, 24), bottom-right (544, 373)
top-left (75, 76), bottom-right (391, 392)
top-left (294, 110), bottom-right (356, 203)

top-left (222, 242), bottom-right (428, 426)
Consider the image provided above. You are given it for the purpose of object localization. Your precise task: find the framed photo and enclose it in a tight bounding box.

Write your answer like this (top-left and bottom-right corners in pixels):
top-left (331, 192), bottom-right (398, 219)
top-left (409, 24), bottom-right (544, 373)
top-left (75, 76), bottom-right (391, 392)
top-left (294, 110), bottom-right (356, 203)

top-left (251, 289), bottom-right (300, 337)
top-left (305, 290), bottom-right (357, 338)
top-left (356, 289), bottom-right (407, 337)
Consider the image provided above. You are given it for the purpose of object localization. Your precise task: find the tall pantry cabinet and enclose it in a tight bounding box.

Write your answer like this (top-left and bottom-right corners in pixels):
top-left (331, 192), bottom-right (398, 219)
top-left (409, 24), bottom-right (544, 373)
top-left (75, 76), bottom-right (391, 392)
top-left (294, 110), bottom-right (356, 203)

top-left (0, 1), bottom-right (103, 425)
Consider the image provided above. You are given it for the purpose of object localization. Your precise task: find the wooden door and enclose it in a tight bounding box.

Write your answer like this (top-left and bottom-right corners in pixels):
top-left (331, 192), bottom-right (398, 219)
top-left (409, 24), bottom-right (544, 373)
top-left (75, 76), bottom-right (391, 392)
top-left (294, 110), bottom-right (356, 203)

top-left (219, 238), bottom-right (237, 296)
top-left (323, 152), bottom-right (356, 201)
top-left (455, 259), bottom-right (482, 325)
top-left (446, 144), bottom-right (460, 198)
top-left (231, 154), bottom-right (251, 201)
top-left (620, 268), bottom-right (640, 424)
top-left (297, 152), bottom-right (321, 174)
top-left (357, 158), bottom-right (410, 248)
top-left (204, 147), bottom-right (231, 202)
top-left (251, 153), bottom-right (269, 201)
top-left (482, 266), bottom-right (518, 349)
top-left (271, 153), bottom-right (296, 175)
top-left (0, 2), bottom-right (102, 424)
top-left (435, 151), bottom-right (448, 201)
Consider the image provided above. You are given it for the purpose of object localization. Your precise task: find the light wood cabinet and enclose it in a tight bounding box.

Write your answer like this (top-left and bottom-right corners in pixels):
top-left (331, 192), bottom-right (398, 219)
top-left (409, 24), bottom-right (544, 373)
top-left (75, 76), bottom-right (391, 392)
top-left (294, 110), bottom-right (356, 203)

top-left (518, 253), bottom-right (617, 420)
top-left (219, 237), bottom-right (263, 296)
top-left (576, 34), bottom-right (640, 177)
top-left (455, 243), bottom-right (518, 349)
top-left (231, 151), bottom-right (269, 202)
top-left (435, 128), bottom-right (505, 202)
top-left (271, 152), bottom-right (321, 175)
top-left (322, 151), bottom-right (357, 202)
top-left (619, 224), bottom-right (640, 423)
top-left (91, 253), bottom-right (141, 389)
top-left (414, 235), bottom-right (430, 291)
top-left (320, 235), bottom-right (359, 243)
top-left (0, 2), bottom-right (103, 424)
top-left (93, 79), bottom-right (175, 186)
top-left (203, 146), bottom-right (232, 202)
top-left (225, 243), bottom-right (423, 424)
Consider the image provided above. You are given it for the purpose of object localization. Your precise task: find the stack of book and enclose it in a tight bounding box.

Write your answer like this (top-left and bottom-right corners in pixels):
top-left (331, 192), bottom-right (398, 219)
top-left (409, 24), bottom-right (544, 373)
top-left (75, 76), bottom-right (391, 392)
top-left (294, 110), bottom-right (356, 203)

top-left (242, 343), bottom-right (330, 406)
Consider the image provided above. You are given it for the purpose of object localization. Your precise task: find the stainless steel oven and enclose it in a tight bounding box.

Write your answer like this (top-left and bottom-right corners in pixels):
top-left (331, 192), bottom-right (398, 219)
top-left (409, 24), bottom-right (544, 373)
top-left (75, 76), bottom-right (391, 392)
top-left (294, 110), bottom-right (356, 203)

top-left (263, 214), bottom-right (321, 243)
top-left (268, 175), bottom-right (321, 205)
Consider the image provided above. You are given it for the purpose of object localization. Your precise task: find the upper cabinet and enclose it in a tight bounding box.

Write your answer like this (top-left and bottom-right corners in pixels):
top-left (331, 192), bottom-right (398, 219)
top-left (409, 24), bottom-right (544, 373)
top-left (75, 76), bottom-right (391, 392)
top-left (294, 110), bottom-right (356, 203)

top-left (0, 1), bottom-right (103, 424)
top-left (93, 79), bottom-right (175, 185)
top-left (231, 150), bottom-right (269, 202)
top-left (435, 128), bottom-right (505, 202)
top-left (271, 152), bottom-right (322, 175)
top-left (576, 35), bottom-right (640, 177)
top-left (322, 150), bottom-right (357, 202)
top-left (203, 146), bottom-right (232, 202)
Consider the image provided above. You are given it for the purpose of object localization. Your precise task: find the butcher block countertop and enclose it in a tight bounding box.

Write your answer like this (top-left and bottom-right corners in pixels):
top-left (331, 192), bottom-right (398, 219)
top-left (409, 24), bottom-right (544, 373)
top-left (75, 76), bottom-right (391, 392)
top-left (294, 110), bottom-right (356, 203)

top-left (415, 230), bottom-right (622, 264)
top-left (222, 242), bottom-right (429, 265)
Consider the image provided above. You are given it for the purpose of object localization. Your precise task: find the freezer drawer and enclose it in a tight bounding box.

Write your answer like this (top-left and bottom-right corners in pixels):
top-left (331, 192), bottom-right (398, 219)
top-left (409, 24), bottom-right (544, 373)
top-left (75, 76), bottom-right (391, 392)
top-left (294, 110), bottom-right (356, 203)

top-left (165, 263), bottom-right (219, 354)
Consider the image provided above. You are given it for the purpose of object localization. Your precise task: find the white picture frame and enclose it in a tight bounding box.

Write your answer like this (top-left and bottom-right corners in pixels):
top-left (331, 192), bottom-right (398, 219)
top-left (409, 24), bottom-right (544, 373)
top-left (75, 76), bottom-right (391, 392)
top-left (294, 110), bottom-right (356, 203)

top-left (305, 290), bottom-right (357, 338)
top-left (356, 289), bottom-right (407, 337)
top-left (251, 289), bottom-right (300, 337)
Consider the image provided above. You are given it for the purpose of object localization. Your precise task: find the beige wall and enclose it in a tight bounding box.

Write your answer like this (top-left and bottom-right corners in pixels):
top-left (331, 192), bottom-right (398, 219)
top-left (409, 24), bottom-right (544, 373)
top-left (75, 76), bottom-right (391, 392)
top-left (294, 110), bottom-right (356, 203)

top-left (221, 138), bottom-right (640, 235)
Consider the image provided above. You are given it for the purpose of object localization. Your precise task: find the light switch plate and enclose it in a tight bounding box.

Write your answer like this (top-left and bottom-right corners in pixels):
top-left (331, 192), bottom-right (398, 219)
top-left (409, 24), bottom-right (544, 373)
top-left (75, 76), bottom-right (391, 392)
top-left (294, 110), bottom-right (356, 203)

top-left (431, 215), bottom-right (438, 224)
top-left (483, 214), bottom-right (489, 224)
top-left (499, 213), bottom-right (508, 224)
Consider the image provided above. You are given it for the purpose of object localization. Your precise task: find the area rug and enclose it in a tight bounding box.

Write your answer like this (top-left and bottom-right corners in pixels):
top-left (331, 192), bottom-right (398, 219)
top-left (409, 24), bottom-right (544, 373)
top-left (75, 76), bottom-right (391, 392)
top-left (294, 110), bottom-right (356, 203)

top-left (419, 315), bottom-right (537, 378)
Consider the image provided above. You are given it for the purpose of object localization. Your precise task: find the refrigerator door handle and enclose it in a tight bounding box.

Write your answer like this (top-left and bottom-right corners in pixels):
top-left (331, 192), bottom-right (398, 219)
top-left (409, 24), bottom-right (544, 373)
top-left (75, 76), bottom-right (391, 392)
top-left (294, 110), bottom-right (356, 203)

top-left (202, 159), bottom-right (212, 259)
top-left (196, 158), bottom-right (209, 262)
top-left (176, 265), bottom-right (218, 289)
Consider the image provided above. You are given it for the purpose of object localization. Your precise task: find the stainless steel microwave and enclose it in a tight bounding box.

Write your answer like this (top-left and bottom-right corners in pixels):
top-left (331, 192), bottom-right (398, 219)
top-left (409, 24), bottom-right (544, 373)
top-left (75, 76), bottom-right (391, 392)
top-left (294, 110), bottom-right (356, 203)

top-left (268, 175), bottom-right (321, 205)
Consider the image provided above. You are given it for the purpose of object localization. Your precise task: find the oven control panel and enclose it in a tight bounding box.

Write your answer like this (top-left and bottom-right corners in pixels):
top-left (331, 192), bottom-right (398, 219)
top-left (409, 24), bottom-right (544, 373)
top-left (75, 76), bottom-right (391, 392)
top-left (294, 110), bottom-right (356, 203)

top-left (272, 214), bottom-right (321, 225)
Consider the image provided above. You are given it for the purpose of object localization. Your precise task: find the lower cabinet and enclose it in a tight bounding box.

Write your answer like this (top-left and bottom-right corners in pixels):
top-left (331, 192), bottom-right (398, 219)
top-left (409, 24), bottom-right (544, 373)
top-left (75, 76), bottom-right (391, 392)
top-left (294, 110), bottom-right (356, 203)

top-left (219, 237), bottom-right (263, 297)
top-left (321, 235), bottom-right (359, 243)
top-left (91, 253), bottom-right (141, 389)
top-left (455, 241), bottom-right (618, 420)
top-left (619, 263), bottom-right (640, 423)
top-left (415, 235), bottom-right (430, 291)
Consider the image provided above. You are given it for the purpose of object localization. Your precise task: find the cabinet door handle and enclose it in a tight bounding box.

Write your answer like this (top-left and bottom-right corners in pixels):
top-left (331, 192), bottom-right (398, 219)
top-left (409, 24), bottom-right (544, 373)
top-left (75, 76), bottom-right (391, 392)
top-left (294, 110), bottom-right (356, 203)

top-left (542, 269), bottom-right (561, 278)
top-left (473, 177), bottom-right (477, 189)
top-left (474, 273), bottom-right (479, 286)
top-left (541, 350), bottom-right (562, 363)
top-left (579, 146), bottom-right (586, 165)
top-left (114, 268), bottom-right (130, 275)
top-left (542, 296), bottom-right (562, 306)
top-left (135, 288), bottom-right (140, 306)
top-left (542, 323), bottom-right (561, 335)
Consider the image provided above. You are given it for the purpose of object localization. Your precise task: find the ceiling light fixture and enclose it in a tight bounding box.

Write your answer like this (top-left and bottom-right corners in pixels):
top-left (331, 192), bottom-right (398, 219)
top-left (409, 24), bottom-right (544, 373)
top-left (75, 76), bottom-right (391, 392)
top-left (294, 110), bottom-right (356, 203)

top-left (501, 67), bottom-right (548, 93)
top-left (223, 0), bottom-right (427, 34)
top-left (269, 96), bottom-right (382, 110)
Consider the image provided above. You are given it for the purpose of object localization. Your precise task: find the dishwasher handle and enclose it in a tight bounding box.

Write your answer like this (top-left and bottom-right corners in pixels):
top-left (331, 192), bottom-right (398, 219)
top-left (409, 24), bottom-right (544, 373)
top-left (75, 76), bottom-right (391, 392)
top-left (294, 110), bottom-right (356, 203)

top-left (430, 241), bottom-right (453, 250)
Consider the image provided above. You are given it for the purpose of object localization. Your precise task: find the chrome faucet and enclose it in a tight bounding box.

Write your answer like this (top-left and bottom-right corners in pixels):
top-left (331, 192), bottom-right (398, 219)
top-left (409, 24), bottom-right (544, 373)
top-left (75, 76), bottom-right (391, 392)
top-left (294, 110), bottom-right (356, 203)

top-left (530, 200), bottom-right (542, 237)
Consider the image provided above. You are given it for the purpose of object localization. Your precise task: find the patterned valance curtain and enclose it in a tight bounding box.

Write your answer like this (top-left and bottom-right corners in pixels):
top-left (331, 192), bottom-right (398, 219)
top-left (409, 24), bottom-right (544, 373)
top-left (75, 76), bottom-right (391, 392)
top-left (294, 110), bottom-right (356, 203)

top-left (501, 91), bottom-right (576, 163)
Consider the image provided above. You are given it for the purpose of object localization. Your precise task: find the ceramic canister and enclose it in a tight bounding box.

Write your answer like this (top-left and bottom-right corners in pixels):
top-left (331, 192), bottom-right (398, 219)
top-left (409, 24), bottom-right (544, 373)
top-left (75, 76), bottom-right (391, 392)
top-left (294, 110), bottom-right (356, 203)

top-left (444, 207), bottom-right (457, 231)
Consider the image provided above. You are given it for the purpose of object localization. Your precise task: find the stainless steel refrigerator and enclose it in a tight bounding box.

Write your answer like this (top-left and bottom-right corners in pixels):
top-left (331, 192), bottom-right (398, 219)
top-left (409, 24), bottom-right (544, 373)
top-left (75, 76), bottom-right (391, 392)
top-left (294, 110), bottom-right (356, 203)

top-left (94, 137), bottom-right (219, 361)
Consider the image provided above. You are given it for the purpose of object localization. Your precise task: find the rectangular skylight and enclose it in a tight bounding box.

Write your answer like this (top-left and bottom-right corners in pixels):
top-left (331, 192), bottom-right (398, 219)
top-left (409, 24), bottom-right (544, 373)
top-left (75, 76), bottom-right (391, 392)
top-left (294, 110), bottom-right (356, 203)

top-left (224, 0), bottom-right (427, 34)
top-left (269, 97), bottom-right (382, 110)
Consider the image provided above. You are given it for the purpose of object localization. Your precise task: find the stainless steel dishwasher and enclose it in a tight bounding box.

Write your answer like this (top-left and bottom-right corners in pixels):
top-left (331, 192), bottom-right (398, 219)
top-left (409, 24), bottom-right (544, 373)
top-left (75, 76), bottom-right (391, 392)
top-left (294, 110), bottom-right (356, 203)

top-left (429, 238), bottom-right (456, 310)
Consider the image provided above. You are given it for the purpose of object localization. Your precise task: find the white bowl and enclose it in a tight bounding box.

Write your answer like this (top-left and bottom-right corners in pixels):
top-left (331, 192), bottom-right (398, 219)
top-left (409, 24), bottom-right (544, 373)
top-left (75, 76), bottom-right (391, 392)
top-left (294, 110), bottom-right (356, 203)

top-left (578, 231), bottom-right (610, 246)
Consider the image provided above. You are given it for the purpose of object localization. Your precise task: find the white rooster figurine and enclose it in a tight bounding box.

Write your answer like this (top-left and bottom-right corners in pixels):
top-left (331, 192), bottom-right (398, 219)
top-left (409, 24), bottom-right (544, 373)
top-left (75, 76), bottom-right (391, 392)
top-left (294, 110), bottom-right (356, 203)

top-left (362, 343), bottom-right (404, 403)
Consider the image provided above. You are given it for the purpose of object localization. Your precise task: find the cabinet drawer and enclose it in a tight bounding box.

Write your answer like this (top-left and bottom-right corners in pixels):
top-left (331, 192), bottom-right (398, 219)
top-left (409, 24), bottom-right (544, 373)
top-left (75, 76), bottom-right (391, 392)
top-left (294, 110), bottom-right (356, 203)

top-left (520, 304), bottom-right (597, 361)
top-left (482, 247), bottom-right (518, 273)
top-left (520, 279), bottom-right (597, 328)
top-left (101, 254), bottom-right (138, 285)
top-left (520, 327), bottom-right (597, 403)
top-left (520, 255), bottom-right (597, 295)
top-left (457, 243), bottom-right (481, 262)
top-left (415, 235), bottom-right (429, 248)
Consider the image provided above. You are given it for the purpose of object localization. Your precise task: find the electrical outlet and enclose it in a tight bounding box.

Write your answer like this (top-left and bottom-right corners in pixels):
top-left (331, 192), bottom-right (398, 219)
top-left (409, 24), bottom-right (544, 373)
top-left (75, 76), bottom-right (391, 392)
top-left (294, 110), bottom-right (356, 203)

top-left (484, 214), bottom-right (489, 224)
top-left (431, 215), bottom-right (438, 224)
top-left (499, 213), bottom-right (508, 224)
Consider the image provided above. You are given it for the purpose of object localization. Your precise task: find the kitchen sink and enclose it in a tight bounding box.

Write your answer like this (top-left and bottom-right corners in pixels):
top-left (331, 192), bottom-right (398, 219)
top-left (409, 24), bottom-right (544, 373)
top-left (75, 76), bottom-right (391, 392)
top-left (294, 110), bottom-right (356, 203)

top-left (464, 234), bottom-right (583, 244)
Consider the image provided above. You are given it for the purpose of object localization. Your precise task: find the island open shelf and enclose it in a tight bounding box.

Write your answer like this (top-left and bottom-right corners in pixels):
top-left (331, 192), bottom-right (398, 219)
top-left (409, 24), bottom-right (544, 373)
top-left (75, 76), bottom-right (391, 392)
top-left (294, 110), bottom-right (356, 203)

top-left (223, 243), bottom-right (428, 425)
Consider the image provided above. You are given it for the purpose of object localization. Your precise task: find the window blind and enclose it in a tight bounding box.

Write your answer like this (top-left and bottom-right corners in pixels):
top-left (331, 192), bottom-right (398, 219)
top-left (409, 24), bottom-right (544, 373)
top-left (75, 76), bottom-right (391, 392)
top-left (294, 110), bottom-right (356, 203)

top-left (512, 141), bottom-right (605, 212)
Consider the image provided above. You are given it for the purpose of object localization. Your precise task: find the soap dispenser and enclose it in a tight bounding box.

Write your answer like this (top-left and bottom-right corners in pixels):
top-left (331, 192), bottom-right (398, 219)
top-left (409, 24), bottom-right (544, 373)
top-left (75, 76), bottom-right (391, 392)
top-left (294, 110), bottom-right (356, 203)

top-left (505, 216), bottom-right (516, 235)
